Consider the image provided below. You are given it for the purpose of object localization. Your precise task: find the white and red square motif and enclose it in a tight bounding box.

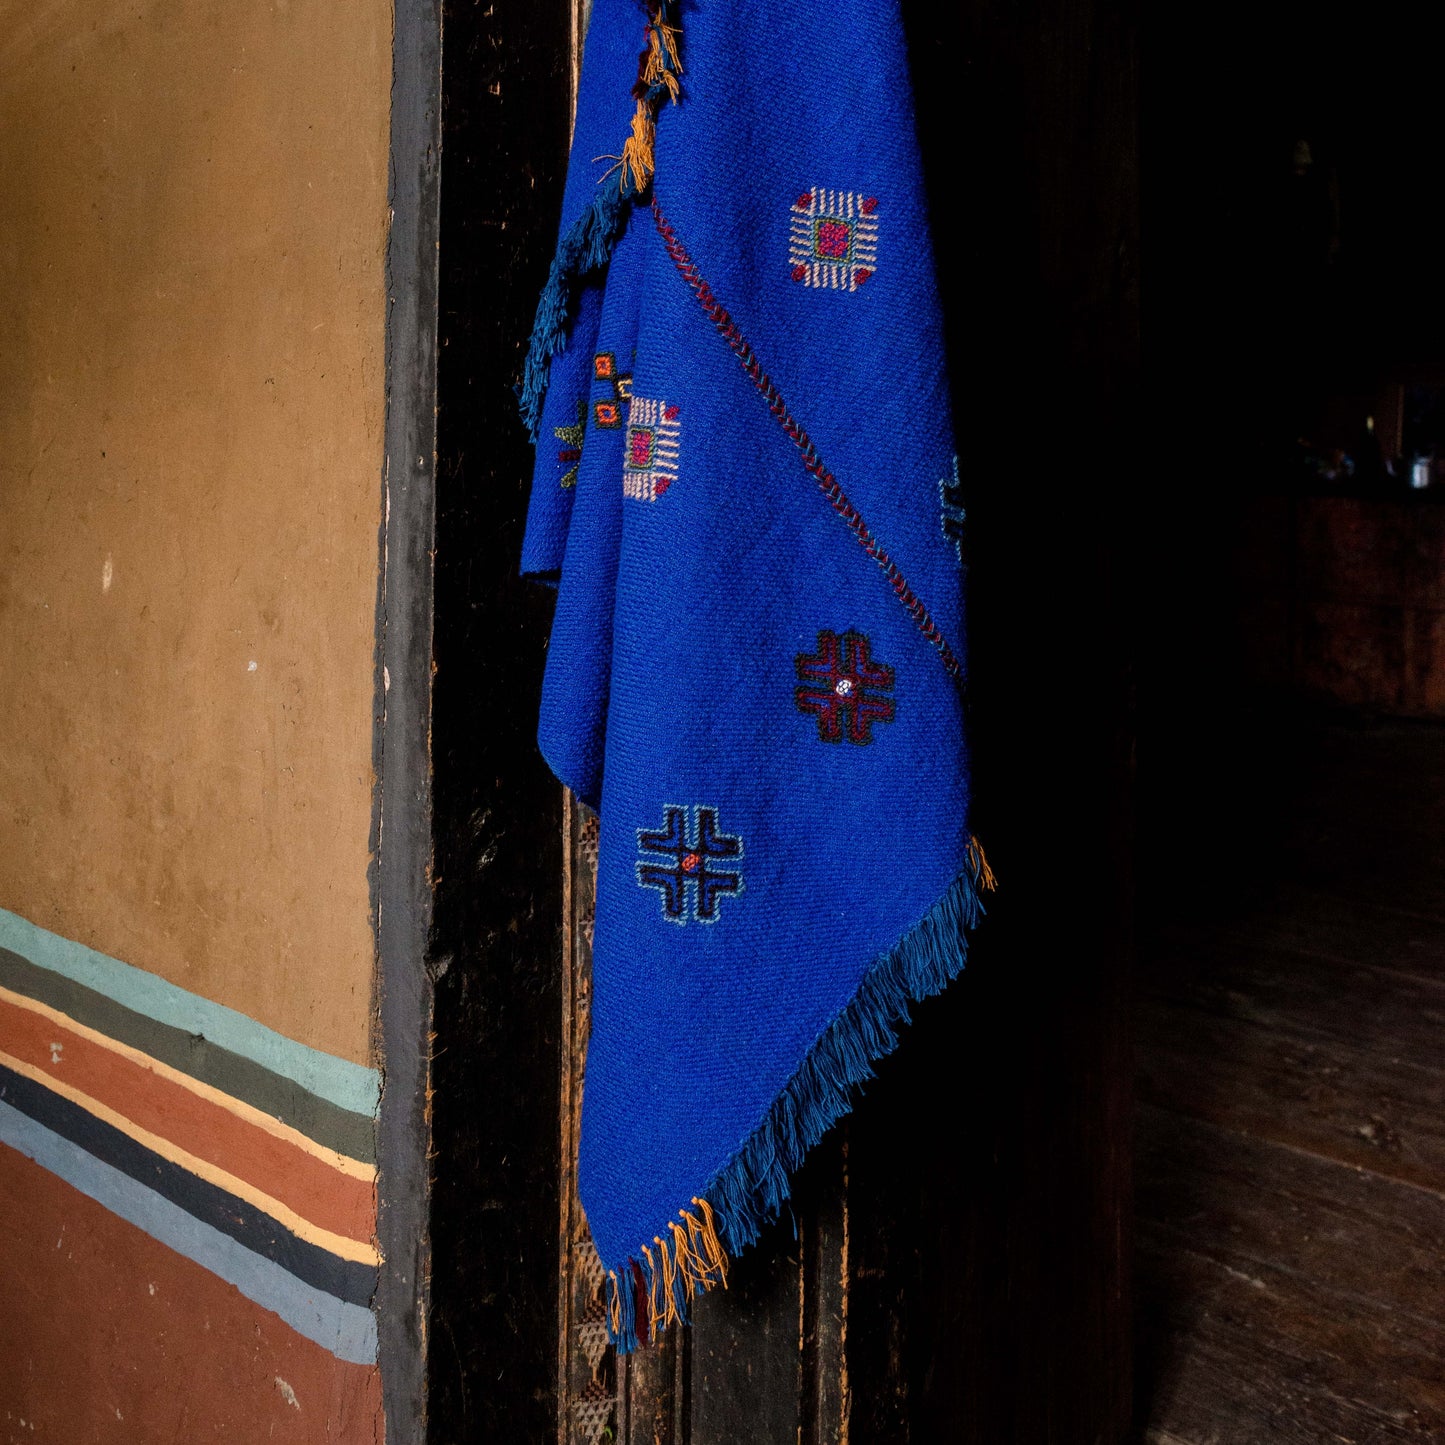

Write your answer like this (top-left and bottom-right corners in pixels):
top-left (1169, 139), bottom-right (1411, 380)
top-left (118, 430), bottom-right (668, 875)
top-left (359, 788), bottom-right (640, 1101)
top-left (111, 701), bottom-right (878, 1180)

top-left (789, 189), bottom-right (879, 291)
top-left (622, 395), bottom-right (680, 502)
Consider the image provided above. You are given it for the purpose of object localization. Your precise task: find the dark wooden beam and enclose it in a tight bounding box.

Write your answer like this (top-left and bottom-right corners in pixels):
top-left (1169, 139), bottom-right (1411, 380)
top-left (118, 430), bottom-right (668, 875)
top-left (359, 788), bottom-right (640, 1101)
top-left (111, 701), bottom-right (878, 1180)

top-left (425, 0), bottom-right (574, 1439)
top-left (374, 0), bottom-right (443, 1435)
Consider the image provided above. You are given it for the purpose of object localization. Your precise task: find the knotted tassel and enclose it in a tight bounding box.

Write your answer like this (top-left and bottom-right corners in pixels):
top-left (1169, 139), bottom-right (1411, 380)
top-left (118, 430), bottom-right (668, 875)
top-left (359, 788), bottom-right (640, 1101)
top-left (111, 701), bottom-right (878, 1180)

top-left (516, 1), bottom-right (682, 439)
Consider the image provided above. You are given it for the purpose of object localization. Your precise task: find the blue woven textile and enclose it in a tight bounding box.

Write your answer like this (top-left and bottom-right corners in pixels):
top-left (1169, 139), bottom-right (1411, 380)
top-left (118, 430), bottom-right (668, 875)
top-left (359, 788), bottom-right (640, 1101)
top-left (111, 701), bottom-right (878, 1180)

top-left (519, 0), bottom-right (986, 1349)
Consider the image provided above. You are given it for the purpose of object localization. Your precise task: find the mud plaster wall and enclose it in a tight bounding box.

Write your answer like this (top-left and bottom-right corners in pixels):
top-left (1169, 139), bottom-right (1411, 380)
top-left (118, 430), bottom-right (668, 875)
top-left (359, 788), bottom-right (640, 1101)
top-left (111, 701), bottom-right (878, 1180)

top-left (0, 0), bottom-right (391, 1064)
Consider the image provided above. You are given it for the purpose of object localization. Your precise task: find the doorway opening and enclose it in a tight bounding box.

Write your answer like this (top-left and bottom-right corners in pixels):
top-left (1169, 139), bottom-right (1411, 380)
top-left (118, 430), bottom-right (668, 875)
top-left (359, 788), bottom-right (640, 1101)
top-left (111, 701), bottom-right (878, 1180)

top-left (1135, 5), bottom-right (1445, 1437)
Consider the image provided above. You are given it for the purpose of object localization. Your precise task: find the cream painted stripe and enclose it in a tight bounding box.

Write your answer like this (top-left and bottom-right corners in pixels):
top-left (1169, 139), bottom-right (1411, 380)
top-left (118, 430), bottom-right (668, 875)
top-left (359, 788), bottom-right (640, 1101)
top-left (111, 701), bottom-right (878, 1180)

top-left (0, 982), bottom-right (376, 1183)
top-left (0, 1102), bottom-right (377, 1365)
top-left (0, 1049), bottom-right (382, 1268)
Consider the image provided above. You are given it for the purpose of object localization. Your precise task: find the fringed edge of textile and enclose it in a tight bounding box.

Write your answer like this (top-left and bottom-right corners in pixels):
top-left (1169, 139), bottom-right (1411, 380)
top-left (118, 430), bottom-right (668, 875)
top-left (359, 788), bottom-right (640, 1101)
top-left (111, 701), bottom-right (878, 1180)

top-left (603, 836), bottom-right (997, 1352)
top-left (516, 1), bottom-right (682, 441)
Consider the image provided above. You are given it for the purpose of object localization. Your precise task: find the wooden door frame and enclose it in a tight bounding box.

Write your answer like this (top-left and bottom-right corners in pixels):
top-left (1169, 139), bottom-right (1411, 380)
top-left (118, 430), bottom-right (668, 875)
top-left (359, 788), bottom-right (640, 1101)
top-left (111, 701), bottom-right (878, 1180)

top-left (376, 0), bottom-right (1140, 1437)
top-left (373, 0), bottom-right (444, 1438)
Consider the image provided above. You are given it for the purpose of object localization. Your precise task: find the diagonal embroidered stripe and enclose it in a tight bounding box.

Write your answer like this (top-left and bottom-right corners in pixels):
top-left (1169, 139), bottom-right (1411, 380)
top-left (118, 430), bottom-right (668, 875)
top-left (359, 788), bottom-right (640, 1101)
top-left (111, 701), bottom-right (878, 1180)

top-left (652, 200), bottom-right (962, 681)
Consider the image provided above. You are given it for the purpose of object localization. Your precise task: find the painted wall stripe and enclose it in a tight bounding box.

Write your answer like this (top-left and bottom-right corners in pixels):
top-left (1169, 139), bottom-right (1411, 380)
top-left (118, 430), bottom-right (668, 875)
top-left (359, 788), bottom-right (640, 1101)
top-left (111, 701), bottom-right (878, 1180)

top-left (0, 1101), bottom-right (378, 1366)
top-left (0, 982), bottom-right (375, 1182)
top-left (0, 1048), bottom-right (378, 1264)
top-left (0, 997), bottom-right (376, 1243)
top-left (0, 946), bottom-right (376, 1164)
top-left (0, 1061), bottom-right (378, 1306)
top-left (0, 910), bottom-right (380, 1118)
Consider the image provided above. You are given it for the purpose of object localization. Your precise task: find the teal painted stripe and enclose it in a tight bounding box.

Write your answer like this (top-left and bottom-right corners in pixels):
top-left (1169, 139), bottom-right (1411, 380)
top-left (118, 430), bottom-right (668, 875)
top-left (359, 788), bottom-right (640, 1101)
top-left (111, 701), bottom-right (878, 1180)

top-left (0, 1101), bottom-right (378, 1366)
top-left (0, 909), bottom-right (379, 1119)
top-left (0, 949), bottom-right (375, 1164)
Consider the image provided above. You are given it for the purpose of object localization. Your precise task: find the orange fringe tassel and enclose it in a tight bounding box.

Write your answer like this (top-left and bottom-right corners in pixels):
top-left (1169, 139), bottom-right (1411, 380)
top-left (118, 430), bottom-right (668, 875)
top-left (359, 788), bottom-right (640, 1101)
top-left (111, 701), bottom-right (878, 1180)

top-left (608, 1269), bottom-right (622, 1337)
top-left (968, 834), bottom-right (998, 892)
top-left (601, 6), bottom-right (682, 196)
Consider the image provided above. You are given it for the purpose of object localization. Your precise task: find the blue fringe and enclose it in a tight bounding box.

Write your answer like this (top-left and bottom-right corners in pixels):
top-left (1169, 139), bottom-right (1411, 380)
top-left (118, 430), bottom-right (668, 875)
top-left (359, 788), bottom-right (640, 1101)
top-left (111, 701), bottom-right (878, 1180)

top-left (612, 1263), bottom-right (639, 1354)
top-left (516, 186), bottom-right (633, 442)
top-left (604, 856), bottom-right (988, 1350)
top-left (516, 4), bottom-right (683, 440)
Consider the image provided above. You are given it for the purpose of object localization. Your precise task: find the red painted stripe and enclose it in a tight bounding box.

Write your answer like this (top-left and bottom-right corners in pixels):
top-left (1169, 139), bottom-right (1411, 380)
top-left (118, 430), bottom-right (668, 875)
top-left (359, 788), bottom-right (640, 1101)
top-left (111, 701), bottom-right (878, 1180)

top-left (650, 201), bottom-right (963, 683)
top-left (0, 1149), bottom-right (382, 1439)
top-left (0, 994), bottom-right (375, 1247)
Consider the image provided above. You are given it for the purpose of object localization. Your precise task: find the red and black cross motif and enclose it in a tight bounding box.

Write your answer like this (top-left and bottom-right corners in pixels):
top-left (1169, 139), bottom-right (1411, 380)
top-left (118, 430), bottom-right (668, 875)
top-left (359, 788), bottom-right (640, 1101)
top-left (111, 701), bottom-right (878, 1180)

top-left (592, 351), bottom-right (633, 429)
top-left (795, 630), bottom-right (896, 743)
top-left (636, 805), bottom-right (744, 924)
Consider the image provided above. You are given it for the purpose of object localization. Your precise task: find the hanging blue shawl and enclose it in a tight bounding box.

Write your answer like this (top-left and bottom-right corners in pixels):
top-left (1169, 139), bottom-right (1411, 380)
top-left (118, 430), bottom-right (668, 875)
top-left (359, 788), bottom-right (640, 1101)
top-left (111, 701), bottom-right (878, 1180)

top-left (518, 0), bottom-right (991, 1350)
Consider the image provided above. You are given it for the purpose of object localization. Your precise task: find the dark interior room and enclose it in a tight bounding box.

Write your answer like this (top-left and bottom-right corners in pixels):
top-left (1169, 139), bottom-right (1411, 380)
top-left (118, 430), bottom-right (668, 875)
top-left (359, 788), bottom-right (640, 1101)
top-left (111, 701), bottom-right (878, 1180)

top-left (1133, 2), bottom-right (1445, 1437)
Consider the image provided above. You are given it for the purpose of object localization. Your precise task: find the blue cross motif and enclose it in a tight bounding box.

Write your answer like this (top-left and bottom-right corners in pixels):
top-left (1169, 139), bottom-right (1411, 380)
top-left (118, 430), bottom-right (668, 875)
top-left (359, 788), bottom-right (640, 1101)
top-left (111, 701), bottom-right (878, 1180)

top-left (636, 805), bottom-right (744, 924)
top-left (940, 455), bottom-right (966, 561)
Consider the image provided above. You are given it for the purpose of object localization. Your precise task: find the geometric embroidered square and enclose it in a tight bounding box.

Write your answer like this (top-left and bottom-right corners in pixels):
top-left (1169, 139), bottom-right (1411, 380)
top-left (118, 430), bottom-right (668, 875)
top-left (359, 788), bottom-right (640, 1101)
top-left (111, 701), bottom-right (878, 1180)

top-left (789, 188), bottom-right (879, 291)
top-left (623, 395), bottom-right (681, 502)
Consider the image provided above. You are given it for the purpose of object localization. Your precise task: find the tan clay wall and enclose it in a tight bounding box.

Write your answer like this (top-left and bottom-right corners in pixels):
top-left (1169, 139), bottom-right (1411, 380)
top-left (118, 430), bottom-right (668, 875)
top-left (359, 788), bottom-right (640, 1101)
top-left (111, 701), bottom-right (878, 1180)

top-left (0, 0), bottom-right (391, 1064)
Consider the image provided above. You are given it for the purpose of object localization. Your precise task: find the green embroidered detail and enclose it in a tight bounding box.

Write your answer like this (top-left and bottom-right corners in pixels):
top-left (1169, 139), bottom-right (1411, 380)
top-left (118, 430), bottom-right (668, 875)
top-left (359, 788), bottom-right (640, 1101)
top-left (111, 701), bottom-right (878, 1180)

top-left (554, 400), bottom-right (586, 489)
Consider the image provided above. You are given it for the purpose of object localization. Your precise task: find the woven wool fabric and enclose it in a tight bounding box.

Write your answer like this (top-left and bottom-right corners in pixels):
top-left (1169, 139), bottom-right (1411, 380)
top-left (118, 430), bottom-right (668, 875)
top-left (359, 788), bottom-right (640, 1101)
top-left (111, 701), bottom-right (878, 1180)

top-left (519, 0), bottom-right (987, 1349)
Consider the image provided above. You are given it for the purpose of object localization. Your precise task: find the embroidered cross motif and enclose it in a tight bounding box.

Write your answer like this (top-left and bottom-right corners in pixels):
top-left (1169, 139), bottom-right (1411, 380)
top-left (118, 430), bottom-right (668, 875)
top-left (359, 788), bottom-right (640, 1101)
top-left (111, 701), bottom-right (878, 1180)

top-left (553, 400), bottom-right (586, 489)
top-left (940, 455), bottom-right (966, 560)
top-left (789, 189), bottom-right (879, 291)
top-left (592, 351), bottom-right (633, 429)
top-left (622, 395), bottom-right (680, 502)
top-left (795, 630), bottom-right (896, 743)
top-left (636, 805), bottom-right (744, 924)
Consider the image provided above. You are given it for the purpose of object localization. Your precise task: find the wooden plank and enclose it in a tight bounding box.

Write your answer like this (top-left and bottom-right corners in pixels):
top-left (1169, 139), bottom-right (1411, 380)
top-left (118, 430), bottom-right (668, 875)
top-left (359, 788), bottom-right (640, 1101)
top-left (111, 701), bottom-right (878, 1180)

top-left (426, 0), bottom-right (573, 1434)
top-left (375, 0), bottom-right (442, 1429)
top-left (846, 1099), bottom-right (917, 1445)
top-left (622, 1327), bottom-right (685, 1445)
top-left (1137, 997), bottom-right (1445, 1193)
top-left (1144, 936), bottom-right (1445, 1064)
top-left (1138, 1235), bottom-right (1445, 1444)
top-left (688, 1224), bottom-right (805, 1445)
top-left (1136, 1107), bottom-right (1445, 1442)
top-left (1137, 1107), bottom-right (1445, 1331)
top-left (800, 1134), bottom-right (850, 1445)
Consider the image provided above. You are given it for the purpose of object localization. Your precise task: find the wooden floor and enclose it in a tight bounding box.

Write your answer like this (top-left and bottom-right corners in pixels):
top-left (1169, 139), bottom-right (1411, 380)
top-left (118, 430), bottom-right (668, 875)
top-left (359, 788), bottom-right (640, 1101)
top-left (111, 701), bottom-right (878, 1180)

top-left (1135, 720), bottom-right (1445, 1444)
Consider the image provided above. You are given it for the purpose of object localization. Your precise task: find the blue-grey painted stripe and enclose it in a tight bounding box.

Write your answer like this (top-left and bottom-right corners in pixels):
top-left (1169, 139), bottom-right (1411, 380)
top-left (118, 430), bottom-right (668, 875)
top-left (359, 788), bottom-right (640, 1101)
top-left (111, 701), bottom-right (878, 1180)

top-left (0, 1062), bottom-right (377, 1305)
top-left (0, 908), bottom-right (379, 1118)
top-left (0, 1101), bottom-right (378, 1366)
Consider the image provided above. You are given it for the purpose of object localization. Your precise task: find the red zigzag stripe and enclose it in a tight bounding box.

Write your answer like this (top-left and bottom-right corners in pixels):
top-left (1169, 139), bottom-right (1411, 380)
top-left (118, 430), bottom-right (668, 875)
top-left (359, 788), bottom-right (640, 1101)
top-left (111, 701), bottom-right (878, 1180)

top-left (650, 200), bottom-right (963, 683)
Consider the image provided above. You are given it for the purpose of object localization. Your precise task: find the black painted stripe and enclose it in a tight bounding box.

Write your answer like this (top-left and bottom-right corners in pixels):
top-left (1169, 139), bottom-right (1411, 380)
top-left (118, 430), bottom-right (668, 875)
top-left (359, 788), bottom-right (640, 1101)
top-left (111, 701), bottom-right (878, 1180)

top-left (0, 949), bottom-right (375, 1165)
top-left (0, 1061), bottom-right (377, 1308)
